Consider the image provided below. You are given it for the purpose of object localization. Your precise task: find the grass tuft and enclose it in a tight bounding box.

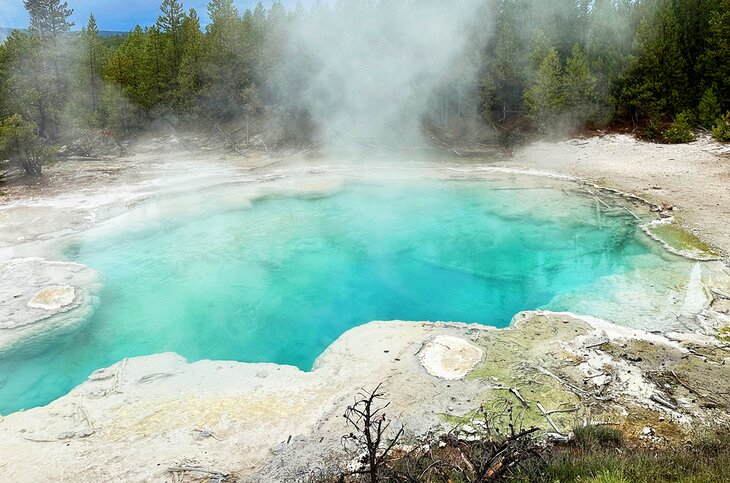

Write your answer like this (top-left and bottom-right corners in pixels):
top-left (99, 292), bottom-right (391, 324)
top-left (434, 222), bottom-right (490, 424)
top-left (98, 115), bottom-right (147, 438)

top-left (574, 425), bottom-right (624, 449)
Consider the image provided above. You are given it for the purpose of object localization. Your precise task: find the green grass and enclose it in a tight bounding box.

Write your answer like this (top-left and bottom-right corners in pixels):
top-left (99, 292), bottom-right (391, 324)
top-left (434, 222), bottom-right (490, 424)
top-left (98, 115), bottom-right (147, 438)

top-left (519, 430), bottom-right (730, 483)
top-left (573, 425), bottom-right (624, 449)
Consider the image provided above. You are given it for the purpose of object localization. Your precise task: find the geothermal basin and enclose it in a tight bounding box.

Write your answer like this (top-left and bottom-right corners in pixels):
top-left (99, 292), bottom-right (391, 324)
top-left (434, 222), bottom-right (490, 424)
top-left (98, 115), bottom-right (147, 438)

top-left (0, 165), bottom-right (709, 415)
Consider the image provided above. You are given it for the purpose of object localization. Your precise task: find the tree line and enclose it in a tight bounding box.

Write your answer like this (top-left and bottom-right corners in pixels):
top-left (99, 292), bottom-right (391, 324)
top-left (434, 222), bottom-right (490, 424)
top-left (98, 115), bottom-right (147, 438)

top-left (480, 0), bottom-right (730, 141)
top-left (1, 0), bottom-right (729, 176)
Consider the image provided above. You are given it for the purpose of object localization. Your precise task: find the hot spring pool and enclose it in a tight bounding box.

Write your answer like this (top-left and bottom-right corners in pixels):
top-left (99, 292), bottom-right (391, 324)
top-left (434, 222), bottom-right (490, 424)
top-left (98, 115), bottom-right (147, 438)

top-left (0, 171), bottom-right (696, 414)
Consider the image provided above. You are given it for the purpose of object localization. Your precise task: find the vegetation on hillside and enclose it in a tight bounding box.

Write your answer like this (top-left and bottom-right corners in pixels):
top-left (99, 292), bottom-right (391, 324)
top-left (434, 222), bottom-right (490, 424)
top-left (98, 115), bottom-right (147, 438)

top-left (0, 0), bottom-right (729, 177)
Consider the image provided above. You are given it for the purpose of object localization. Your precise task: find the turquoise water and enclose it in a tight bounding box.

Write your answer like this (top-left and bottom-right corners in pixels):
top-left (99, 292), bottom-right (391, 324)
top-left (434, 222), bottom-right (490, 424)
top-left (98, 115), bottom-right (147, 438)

top-left (0, 177), bottom-right (670, 414)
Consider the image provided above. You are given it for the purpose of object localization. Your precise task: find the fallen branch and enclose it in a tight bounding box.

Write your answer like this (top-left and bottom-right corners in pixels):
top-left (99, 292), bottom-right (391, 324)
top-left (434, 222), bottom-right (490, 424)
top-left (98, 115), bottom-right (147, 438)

top-left (533, 365), bottom-right (589, 398)
top-left (686, 347), bottom-right (711, 362)
top-left (215, 124), bottom-right (249, 157)
top-left (21, 436), bottom-right (56, 443)
top-left (493, 386), bottom-right (529, 408)
top-left (623, 206), bottom-right (642, 221)
top-left (650, 393), bottom-right (678, 411)
top-left (585, 340), bottom-right (610, 349)
top-left (593, 196), bottom-right (611, 210)
top-left (537, 402), bottom-right (563, 435)
top-left (545, 406), bottom-right (580, 416)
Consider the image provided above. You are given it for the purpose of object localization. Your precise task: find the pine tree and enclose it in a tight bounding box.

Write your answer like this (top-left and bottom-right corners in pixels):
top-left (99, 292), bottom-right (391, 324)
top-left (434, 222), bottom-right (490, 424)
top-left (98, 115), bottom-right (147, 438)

top-left (585, 0), bottom-right (634, 119)
top-left (673, 0), bottom-right (721, 107)
top-left (1, 32), bottom-right (46, 130)
top-left (0, 36), bottom-right (10, 119)
top-left (563, 44), bottom-right (598, 125)
top-left (145, 26), bottom-right (169, 110)
top-left (156, 0), bottom-right (186, 87)
top-left (78, 13), bottom-right (105, 126)
top-left (177, 9), bottom-right (205, 117)
top-left (156, 0), bottom-right (185, 39)
top-left (701, 0), bottom-right (730, 111)
top-left (207, 0), bottom-right (239, 25)
top-left (104, 28), bottom-right (139, 135)
top-left (619, 0), bottom-right (688, 122)
top-left (480, 0), bottom-right (527, 124)
top-left (535, 0), bottom-right (590, 61)
top-left (258, 1), bottom-right (289, 103)
top-left (5, 0), bottom-right (728, 143)
top-left (19, 0), bottom-right (75, 139)
top-left (203, 0), bottom-right (251, 120)
top-left (698, 87), bottom-right (721, 128)
top-left (291, 1), bottom-right (305, 21)
top-left (524, 47), bottom-right (565, 134)
top-left (105, 25), bottom-right (155, 121)
top-left (252, 2), bottom-right (267, 38)
top-left (23, 0), bottom-right (74, 39)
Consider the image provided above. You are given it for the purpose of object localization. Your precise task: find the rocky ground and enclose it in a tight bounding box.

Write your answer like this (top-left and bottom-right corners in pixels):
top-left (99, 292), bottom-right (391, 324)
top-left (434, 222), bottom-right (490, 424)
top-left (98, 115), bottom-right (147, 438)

top-left (0, 134), bottom-right (729, 482)
top-left (1, 310), bottom-right (729, 482)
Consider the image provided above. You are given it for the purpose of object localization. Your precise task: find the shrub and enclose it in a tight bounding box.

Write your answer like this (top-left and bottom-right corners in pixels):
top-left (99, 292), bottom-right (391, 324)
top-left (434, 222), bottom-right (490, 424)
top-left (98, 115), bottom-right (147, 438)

top-left (698, 87), bottom-right (721, 128)
top-left (664, 110), bottom-right (696, 143)
top-left (712, 112), bottom-right (730, 142)
top-left (0, 114), bottom-right (56, 176)
top-left (643, 117), bottom-right (663, 140)
top-left (342, 384), bottom-right (404, 483)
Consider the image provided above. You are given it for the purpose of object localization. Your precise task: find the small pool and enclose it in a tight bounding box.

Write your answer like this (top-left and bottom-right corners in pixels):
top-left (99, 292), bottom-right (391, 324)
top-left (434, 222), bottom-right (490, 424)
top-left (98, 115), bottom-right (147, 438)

top-left (0, 170), bottom-right (695, 414)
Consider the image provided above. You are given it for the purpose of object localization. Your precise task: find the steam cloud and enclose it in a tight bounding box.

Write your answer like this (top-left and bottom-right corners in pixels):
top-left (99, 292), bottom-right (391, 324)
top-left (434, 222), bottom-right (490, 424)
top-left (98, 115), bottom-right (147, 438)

top-left (278, 0), bottom-right (491, 149)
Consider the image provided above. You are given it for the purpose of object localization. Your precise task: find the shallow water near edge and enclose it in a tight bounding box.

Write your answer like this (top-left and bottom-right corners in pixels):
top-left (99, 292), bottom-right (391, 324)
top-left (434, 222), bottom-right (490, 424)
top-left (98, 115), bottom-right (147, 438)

top-left (0, 174), bottom-right (695, 414)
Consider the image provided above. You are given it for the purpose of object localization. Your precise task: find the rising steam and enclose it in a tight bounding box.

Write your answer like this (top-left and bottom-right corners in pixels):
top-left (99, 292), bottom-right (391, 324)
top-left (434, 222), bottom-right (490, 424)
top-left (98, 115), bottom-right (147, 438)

top-left (277, 0), bottom-right (491, 149)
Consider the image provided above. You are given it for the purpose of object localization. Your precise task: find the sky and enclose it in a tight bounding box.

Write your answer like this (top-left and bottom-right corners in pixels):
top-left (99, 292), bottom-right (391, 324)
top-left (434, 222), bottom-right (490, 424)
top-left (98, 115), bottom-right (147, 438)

top-left (0, 0), bottom-right (298, 31)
